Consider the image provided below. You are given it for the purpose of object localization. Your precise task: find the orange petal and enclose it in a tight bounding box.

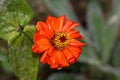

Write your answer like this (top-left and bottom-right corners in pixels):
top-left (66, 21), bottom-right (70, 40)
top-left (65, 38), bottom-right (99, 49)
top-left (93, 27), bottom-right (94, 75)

top-left (45, 17), bottom-right (54, 32)
top-left (32, 44), bottom-right (43, 53)
top-left (40, 22), bottom-right (54, 37)
top-left (33, 31), bottom-right (40, 42)
top-left (47, 50), bottom-right (58, 68)
top-left (48, 50), bottom-right (69, 69)
top-left (39, 30), bottom-right (52, 39)
top-left (69, 39), bottom-right (86, 47)
top-left (67, 30), bottom-right (83, 39)
top-left (56, 50), bottom-right (69, 67)
top-left (63, 48), bottom-right (76, 64)
top-left (40, 45), bottom-right (55, 64)
top-left (50, 64), bottom-right (59, 69)
top-left (47, 45), bottom-right (55, 57)
top-left (36, 24), bottom-right (51, 39)
top-left (70, 33), bottom-right (84, 39)
top-left (33, 31), bottom-right (49, 43)
top-left (36, 22), bottom-right (54, 38)
top-left (32, 45), bottom-right (39, 53)
top-left (35, 37), bottom-right (49, 44)
top-left (68, 58), bottom-right (76, 64)
top-left (58, 15), bottom-right (65, 32)
top-left (67, 30), bottom-right (79, 35)
top-left (66, 22), bottom-right (79, 33)
top-left (46, 16), bottom-right (60, 32)
top-left (34, 38), bottom-right (51, 53)
top-left (36, 21), bottom-right (44, 31)
top-left (40, 50), bottom-right (48, 64)
top-left (62, 19), bottom-right (73, 32)
top-left (67, 46), bottom-right (82, 59)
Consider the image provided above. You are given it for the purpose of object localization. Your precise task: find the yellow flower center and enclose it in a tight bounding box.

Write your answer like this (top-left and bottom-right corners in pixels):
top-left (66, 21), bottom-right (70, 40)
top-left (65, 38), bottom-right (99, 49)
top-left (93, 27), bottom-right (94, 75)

top-left (52, 32), bottom-right (70, 49)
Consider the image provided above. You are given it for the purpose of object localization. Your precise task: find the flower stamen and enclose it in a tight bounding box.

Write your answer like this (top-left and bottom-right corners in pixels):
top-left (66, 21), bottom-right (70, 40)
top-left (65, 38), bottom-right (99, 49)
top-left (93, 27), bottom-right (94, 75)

top-left (52, 33), bottom-right (70, 49)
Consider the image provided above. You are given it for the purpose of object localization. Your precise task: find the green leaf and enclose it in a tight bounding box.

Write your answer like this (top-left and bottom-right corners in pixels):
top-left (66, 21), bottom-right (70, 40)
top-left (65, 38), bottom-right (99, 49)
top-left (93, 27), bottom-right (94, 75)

top-left (0, 0), bottom-right (33, 45)
top-left (23, 25), bottom-right (36, 41)
top-left (101, 0), bottom-right (120, 64)
top-left (0, 52), bottom-right (7, 62)
top-left (0, 0), bottom-right (39, 79)
top-left (0, 38), bottom-right (12, 71)
top-left (87, 2), bottom-right (105, 57)
top-left (0, 52), bottom-right (12, 72)
top-left (101, 0), bottom-right (120, 63)
top-left (86, 2), bottom-right (105, 64)
top-left (0, 38), bottom-right (8, 53)
top-left (108, 0), bottom-right (120, 27)
top-left (44, 0), bottom-right (78, 21)
top-left (87, 2), bottom-right (119, 63)
top-left (9, 25), bottom-right (39, 80)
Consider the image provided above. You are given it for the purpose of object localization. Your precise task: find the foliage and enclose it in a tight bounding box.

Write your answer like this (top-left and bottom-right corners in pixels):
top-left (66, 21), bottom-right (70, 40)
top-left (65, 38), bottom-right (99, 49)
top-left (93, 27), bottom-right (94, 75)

top-left (0, 0), bottom-right (39, 80)
top-left (0, 0), bottom-right (120, 80)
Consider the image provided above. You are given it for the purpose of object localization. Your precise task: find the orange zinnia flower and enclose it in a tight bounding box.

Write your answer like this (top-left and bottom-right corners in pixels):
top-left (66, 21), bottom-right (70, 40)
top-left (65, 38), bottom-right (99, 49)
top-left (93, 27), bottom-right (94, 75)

top-left (32, 15), bottom-right (85, 69)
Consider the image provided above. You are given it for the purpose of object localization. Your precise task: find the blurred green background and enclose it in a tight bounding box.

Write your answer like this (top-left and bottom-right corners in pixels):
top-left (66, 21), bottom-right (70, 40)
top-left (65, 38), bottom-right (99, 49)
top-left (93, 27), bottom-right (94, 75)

top-left (0, 0), bottom-right (120, 80)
